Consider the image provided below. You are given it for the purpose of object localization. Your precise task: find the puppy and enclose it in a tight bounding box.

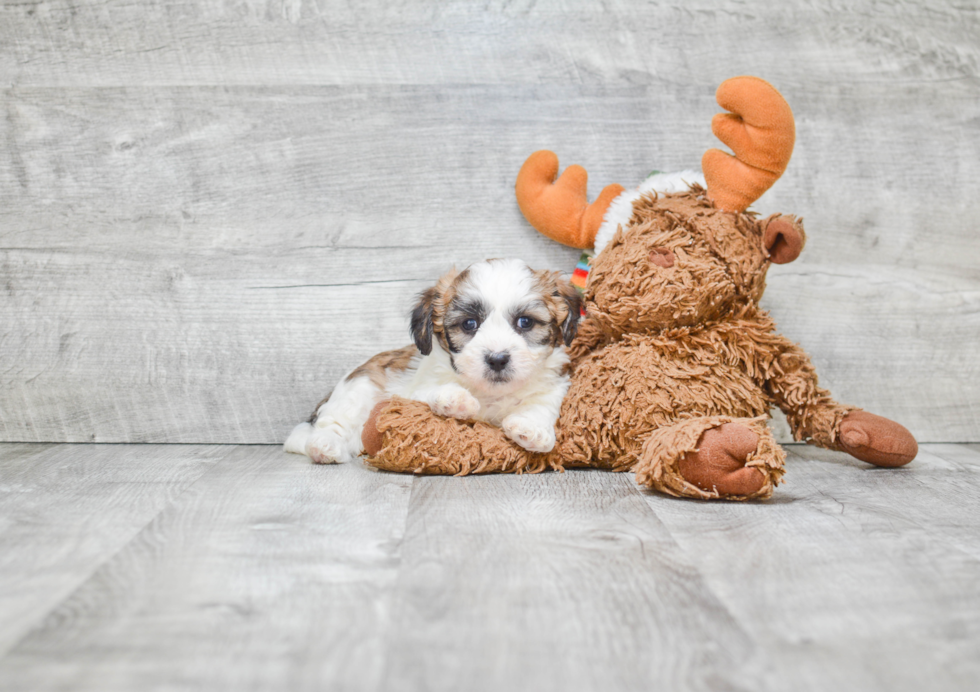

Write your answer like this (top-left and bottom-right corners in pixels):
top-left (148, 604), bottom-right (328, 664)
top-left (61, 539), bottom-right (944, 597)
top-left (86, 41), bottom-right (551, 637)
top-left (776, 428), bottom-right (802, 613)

top-left (284, 258), bottom-right (581, 464)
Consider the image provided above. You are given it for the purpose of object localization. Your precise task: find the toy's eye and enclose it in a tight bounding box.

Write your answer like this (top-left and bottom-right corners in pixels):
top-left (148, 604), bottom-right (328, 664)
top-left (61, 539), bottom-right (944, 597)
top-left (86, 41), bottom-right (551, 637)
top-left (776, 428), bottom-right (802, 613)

top-left (516, 316), bottom-right (534, 330)
top-left (461, 318), bottom-right (479, 332)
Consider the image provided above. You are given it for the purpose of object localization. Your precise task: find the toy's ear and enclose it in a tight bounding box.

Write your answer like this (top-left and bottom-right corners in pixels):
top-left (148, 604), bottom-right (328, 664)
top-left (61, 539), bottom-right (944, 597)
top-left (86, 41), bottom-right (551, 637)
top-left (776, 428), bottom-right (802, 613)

top-left (763, 215), bottom-right (806, 264)
top-left (557, 279), bottom-right (583, 346)
top-left (410, 287), bottom-right (438, 355)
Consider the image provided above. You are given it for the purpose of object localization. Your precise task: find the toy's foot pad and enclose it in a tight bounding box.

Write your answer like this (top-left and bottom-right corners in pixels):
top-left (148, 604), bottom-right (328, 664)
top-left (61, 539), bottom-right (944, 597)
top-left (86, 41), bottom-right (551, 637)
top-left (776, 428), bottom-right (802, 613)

top-left (838, 410), bottom-right (918, 467)
top-left (677, 423), bottom-right (766, 496)
top-left (362, 401), bottom-right (388, 457)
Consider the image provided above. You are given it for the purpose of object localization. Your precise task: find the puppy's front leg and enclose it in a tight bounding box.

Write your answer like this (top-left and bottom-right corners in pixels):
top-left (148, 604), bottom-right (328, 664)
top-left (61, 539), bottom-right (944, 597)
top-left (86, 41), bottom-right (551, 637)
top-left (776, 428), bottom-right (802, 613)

top-left (501, 377), bottom-right (567, 453)
top-left (502, 404), bottom-right (560, 454)
top-left (420, 383), bottom-right (481, 420)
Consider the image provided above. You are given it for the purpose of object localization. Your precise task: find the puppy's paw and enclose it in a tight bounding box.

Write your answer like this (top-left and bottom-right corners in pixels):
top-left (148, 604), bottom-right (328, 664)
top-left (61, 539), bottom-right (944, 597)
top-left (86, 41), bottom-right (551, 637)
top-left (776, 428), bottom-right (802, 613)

top-left (503, 414), bottom-right (556, 453)
top-left (431, 386), bottom-right (481, 420)
top-left (306, 429), bottom-right (347, 465)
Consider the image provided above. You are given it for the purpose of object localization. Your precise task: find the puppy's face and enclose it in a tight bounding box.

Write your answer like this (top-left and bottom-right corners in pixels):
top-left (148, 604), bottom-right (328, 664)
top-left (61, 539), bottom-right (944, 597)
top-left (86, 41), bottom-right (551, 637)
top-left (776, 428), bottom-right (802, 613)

top-left (411, 258), bottom-right (581, 393)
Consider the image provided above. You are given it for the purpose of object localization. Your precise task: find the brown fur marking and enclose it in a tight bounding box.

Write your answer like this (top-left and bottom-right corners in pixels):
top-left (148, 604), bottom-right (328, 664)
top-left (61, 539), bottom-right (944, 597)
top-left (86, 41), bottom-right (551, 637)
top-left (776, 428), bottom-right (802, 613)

top-left (531, 268), bottom-right (581, 346)
top-left (346, 344), bottom-right (418, 389)
top-left (433, 267), bottom-right (466, 353)
top-left (310, 345), bottom-right (418, 423)
top-left (432, 261), bottom-right (580, 351)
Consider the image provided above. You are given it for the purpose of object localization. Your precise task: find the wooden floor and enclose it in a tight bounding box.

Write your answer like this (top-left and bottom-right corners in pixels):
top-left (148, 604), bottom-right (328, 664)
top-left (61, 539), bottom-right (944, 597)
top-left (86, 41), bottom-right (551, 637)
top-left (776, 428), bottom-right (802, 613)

top-left (0, 443), bottom-right (978, 691)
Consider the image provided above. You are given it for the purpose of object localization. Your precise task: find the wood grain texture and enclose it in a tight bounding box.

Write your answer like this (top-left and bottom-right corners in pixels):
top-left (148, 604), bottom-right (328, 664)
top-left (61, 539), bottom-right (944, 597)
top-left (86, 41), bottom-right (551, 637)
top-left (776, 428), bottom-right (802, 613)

top-left (1, 443), bottom-right (979, 691)
top-left (1, 0), bottom-right (978, 442)
top-left (0, 445), bottom-right (415, 691)
top-left (645, 444), bottom-right (980, 691)
top-left (1, 0), bottom-right (977, 89)
top-left (380, 471), bottom-right (751, 692)
top-left (0, 443), bottom-right (225, 657)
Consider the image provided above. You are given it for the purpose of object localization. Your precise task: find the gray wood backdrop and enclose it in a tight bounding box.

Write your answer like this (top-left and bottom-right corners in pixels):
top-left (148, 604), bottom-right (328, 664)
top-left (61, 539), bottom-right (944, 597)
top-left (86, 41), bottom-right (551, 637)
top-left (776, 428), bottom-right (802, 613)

top-left (1, 0), bottom-right (978, 444)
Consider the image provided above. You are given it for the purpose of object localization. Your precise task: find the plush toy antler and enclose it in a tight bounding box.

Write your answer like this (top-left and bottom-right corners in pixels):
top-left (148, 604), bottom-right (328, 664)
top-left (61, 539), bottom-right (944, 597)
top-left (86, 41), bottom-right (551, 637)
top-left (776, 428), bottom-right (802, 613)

top-left (514, 150), bottom-right (624, 249)
top-left (703, 76), bottom-right (796, 212)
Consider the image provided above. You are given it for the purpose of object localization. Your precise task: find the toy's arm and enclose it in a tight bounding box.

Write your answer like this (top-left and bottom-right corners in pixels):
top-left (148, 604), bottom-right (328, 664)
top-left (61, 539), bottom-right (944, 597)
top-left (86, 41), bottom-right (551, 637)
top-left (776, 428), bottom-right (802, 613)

top-left (760, 333), bottom-right (918, 467)
top-left (761, 335), bottom-right (854, 448)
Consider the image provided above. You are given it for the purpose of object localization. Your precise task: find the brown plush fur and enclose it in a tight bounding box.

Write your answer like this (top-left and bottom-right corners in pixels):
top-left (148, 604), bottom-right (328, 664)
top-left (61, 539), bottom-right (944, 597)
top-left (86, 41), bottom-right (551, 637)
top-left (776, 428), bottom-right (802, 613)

top-left (364, 186), bottom-right (915, 500)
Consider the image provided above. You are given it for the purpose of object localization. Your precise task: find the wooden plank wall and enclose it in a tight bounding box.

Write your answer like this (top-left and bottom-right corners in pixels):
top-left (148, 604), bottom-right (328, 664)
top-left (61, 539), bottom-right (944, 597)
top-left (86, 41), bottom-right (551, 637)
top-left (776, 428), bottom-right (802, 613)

top-left (1, 0), bottom-right (978, 443)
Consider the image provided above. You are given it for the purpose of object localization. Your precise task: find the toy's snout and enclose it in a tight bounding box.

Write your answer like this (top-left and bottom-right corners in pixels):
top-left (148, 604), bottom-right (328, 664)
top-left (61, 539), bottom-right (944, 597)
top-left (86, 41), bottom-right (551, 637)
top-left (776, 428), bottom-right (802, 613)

top-left (649, 247), bottom-right (675, 268)
top-left (764, 215), bottom-right (806, 264)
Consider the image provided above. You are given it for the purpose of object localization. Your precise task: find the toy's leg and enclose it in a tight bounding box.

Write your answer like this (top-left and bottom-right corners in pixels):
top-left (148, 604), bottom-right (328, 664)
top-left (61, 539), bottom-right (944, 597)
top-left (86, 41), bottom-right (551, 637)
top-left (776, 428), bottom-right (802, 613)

top-left (361, 398), bottom-right (557, 475)
top-left (634, 416), bottom-right (785, 501)
top-left (763, 337), bottom-right (917, 467)
top-left (792, 400), bottom-right (917, 467)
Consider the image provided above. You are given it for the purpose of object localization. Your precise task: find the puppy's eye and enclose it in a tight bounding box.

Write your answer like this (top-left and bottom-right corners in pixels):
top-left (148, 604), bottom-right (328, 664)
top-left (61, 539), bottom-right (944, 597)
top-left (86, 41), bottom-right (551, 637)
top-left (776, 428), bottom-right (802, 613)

top-left (516, 316), bottom-right (534, 330)
top-left (461, 318), bottom-right (479, 332)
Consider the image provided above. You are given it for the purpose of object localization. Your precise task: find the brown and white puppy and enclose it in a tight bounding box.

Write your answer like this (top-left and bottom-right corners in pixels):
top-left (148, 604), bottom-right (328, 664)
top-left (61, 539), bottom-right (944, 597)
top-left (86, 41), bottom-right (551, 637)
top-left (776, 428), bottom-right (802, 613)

top-left (284, 258), bottom-right (581, 464)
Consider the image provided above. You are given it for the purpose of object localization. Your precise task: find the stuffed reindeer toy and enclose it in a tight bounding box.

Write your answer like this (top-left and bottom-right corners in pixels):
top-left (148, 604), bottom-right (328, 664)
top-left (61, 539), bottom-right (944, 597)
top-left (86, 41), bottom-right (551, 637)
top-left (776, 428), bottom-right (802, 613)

top-left (360, 76), bottom-right (917, 501)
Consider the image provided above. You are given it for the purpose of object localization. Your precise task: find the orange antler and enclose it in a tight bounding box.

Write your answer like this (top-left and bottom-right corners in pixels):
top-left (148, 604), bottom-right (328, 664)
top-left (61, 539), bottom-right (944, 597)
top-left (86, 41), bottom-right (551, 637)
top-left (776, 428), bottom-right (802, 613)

top-left (515, 151), bottom-right (625, 250)
top-left (703, 76), bottom-right (795, 212)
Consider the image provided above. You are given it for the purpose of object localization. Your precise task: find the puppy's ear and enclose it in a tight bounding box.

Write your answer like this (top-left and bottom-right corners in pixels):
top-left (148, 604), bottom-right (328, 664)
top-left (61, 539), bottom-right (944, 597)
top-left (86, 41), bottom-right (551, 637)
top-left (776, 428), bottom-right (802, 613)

top-left (410, 286), bottom-right (438, 356)
top-left (556, 279), bottom-right (582, 346)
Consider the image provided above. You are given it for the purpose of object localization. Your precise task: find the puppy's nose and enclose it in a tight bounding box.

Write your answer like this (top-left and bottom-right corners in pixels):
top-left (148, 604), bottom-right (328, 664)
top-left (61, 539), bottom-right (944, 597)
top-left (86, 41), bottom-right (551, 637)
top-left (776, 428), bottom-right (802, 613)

top-left (485, 352), bottom-right (511, 372)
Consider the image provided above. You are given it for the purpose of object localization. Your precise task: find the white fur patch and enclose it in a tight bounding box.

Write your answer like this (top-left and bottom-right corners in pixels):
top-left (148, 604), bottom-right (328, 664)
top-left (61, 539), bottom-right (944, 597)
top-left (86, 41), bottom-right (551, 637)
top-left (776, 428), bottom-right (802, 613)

top-left (283, 421), bottom-right (313, 455)
top-left (593, 169), bottom-right (705, 256)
